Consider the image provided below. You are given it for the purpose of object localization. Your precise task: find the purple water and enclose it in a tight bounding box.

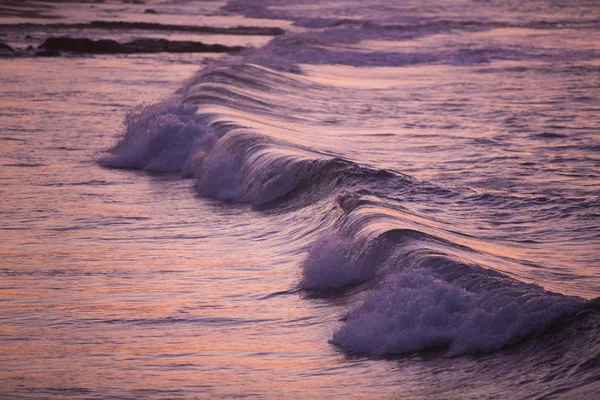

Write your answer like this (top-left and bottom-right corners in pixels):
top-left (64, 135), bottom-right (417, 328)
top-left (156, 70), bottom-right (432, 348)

top-left (1, 0), bottom-right (599, 398)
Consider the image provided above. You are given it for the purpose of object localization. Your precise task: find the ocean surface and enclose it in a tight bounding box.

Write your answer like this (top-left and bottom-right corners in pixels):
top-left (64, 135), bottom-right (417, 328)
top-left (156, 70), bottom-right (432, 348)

top-left (1, 0), bottom-right (599, 398)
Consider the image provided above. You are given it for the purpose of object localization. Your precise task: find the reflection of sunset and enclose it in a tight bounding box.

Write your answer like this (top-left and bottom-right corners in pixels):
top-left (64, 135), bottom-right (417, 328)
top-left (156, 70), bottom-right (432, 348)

top-left (1, 0), bottom-right (599, 398)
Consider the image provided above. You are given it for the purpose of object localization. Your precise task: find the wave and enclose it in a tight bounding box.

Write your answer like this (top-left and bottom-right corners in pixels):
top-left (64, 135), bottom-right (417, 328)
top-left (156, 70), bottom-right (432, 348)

top-left (0, 21), bottom-right (285, 36)
top-left (100, 58), bottom-right (598, 359)
top-left (101, 64), bottom-right (407, 206)
top-left (300, 200), bottom-right (587, 356)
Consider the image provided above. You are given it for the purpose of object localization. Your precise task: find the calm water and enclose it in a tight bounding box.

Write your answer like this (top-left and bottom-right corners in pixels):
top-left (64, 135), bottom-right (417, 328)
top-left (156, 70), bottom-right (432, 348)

top-left (1, 0), bottom-right (599, 398)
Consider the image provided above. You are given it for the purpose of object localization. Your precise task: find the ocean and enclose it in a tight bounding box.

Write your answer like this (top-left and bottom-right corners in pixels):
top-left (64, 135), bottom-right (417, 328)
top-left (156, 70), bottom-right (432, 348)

top-left (0, 0), bottom-right (599, 398)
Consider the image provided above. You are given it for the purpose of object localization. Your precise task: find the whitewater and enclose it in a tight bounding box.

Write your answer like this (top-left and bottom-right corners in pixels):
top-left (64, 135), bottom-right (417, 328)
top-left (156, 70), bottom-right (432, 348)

top-left (1, 0), bottom-right (599, 398)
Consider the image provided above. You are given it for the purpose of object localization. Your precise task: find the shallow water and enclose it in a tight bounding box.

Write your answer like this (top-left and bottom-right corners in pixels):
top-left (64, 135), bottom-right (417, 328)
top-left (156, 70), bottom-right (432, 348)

top-left (1, 0), bottom-right (599, 398)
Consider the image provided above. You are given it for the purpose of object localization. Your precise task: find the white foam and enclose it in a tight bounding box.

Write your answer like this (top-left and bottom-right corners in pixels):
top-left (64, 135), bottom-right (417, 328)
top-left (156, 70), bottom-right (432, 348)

top-left (196, 147), bottom-right (244, 202)
top-left (100, 98), bottom-right (207, 173)
top-left (331, 269), bottom-right (584, 356)
top-left (300, 233), bottom-right (373, 289)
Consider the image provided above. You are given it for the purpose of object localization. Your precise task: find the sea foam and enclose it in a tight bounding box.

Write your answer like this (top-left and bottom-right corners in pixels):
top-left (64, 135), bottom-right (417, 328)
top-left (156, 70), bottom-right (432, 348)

top-left (300, 233), bottom-right (370, 289)
top-left (99, 97), bottom-right (209, 174)
top-left (330, 269), bottom-right (584, 356)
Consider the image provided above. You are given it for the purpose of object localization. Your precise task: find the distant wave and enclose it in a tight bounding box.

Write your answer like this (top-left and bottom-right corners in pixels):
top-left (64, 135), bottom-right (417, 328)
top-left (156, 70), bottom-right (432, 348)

top-left (0, 21), bottom-right (285, 36)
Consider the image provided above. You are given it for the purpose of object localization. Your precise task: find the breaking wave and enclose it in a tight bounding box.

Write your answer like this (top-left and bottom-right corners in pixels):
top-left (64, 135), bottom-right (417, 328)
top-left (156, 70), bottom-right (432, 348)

top-left (100, 2), bottom-right (600, 362)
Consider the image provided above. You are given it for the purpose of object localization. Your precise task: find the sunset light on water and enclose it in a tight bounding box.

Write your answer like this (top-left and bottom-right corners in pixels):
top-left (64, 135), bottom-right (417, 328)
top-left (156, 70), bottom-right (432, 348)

top-left (1, 0), bottom-right (599, 398)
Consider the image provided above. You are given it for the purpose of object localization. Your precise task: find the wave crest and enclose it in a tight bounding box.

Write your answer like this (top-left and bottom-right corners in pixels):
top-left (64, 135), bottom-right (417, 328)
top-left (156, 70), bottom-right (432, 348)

top-left (300, 202), bottom-right (586, 356)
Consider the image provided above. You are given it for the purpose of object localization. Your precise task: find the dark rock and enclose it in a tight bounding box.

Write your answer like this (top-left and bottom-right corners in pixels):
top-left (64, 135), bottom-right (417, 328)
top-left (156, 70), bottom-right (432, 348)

top-left (144, 9), bottom-right (158, 14)
top-left (35, 50), bottom-right (61, 57)
top-left (39, 37), bottom-right (123, 54)
top-left (0, 42), bottom-right (14, 52)
top-left (25, 35), bottom-right (33, 39)
top-left (95, 39), bottom-right (124, 53)
top-left (125, 38), bottom-right (244, 53)
top-left (26, 45), bottom-right (34, 50)
top-left (85, 21), bottom-right (285, 36)
top-left (38, 37), bottom-right (245, 54)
